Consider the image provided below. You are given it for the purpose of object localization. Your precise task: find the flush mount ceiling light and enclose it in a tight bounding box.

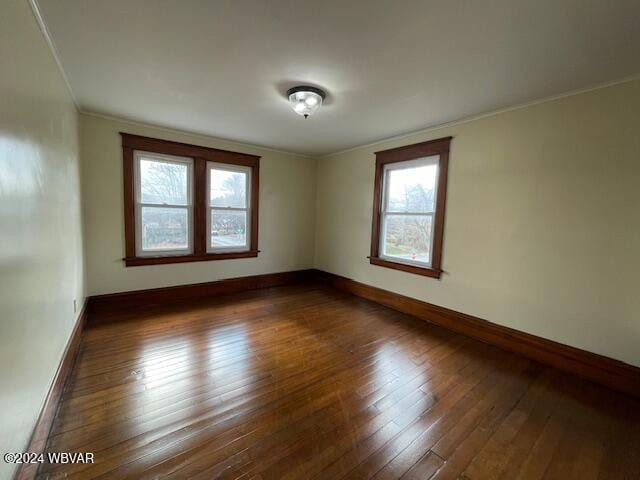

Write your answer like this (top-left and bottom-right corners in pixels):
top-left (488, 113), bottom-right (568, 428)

top-left (286, 86), bottom-right (326, 119)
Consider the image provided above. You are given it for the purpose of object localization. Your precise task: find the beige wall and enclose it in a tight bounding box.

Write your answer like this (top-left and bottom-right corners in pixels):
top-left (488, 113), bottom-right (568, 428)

top-left (0, 1), bottom-right (85, 478)
top-left (1, 6), bottom-right (638, 473)
top-left (315, 80), bottom-right (640, 367)
top-left (80, 114), bottom-right (317, 295)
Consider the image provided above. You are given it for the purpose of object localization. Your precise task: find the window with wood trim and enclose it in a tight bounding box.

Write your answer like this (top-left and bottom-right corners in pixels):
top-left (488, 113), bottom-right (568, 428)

top-left (370, 137), bottom-right (451, 279)
top-left (121, 133), bottom-right (260, 267)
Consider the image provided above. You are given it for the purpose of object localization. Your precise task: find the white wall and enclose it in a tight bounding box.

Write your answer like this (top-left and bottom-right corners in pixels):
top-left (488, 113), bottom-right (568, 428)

top-left (315, 80), bottom-right (640, 367)
top-left (80, 113), bottom-right (317, 295)
top-left (0, 1), bottom-right (85, 478)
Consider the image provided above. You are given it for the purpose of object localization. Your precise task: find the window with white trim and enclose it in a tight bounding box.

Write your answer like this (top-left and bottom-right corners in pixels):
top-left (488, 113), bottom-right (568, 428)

top-left (207, 162), bottom-right (251, 252)
top-left (134, 151), bottom-right (193, 257)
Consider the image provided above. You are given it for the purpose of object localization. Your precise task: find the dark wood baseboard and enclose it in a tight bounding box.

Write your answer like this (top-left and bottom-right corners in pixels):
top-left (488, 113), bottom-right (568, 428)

top-left (13, 303), bottom-right (89, 480)
top-left (88, 269), bottom-right (316, 322)
top-left (315, 270), bottom-right (640, 399)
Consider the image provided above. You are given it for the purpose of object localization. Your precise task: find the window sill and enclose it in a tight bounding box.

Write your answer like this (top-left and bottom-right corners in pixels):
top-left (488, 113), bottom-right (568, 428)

top-left (124, 250), bottom-right (259, 267)
top-left (369, 256), bottom-right (442, 279)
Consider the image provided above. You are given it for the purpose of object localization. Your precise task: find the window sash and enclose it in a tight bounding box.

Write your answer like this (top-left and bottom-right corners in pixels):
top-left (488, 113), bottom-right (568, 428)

top-left (379, 156), bottom-right (440, 268)
top-left (381, 155), bottom-right (439, 214)
top-left (380, 212), bottom-right (434, 267)
top-left (206, 162), bottom-right (251, 253)
top-left (134, 151), bottom-right (194, 257)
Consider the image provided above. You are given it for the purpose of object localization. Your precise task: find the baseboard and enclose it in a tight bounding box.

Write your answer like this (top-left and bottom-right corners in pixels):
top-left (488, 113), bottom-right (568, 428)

top-left (13, 302), bottom-right (89, 480)
top-left (315, 270), bottom-right (640, 398)
top-left (88, 269), bottom-right (316, 322)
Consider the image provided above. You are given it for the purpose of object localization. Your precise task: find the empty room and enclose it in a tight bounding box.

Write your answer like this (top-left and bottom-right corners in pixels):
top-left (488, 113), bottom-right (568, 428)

top-left (2, 0), bottom-right (640, 479)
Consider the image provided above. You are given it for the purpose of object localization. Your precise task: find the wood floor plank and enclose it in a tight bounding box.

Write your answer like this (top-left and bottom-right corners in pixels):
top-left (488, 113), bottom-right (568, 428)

top-left (38, 283), bottom-right (640, 480)
top-left (455, 368), bottom-right (558, 479)
top-left (399, 451), bottom-right (444, 480)
top-left (369, 357), bottom-right (538, 480)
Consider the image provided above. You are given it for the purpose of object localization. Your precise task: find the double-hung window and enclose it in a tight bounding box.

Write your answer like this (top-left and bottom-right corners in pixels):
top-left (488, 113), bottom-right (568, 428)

top-left (380, 157), bottom-right (437, 265)
top-left (370, 137), bottom-right (451, 278)
top-left (207, 163), bottom-right (251, 252)
top-left (122, 133), bottom-right (260, 266)
top-left (135, 152), bottom-right (193, 257)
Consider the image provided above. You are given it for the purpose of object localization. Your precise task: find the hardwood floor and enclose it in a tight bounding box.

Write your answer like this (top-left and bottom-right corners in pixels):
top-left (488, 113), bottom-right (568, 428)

top-left (40, 283), bottom-right (640, 479)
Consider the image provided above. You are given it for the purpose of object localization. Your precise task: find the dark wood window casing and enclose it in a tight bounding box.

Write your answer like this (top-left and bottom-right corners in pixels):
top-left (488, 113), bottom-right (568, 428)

top-left (121, 133), bottom-right (260, 267)
top-left (369, 136), bottom-right (451, 279)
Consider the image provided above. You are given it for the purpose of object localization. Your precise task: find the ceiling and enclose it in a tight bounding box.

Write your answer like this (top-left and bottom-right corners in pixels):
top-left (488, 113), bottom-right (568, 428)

top-left (37, 0), bottom-right (640, 156)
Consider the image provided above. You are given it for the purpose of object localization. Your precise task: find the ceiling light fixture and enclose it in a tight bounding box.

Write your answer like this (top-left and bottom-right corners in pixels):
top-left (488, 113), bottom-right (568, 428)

top-left (287, 86), bottom-right (326, 119)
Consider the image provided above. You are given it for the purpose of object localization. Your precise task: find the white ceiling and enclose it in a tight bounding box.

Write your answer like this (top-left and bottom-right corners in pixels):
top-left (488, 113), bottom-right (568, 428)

top-left (37, 0), bottom-right (640, 156)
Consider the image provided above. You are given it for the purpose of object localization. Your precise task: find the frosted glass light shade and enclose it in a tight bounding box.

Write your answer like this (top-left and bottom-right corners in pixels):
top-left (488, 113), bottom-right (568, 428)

top-left (287, 86), bottom-right (326, 118)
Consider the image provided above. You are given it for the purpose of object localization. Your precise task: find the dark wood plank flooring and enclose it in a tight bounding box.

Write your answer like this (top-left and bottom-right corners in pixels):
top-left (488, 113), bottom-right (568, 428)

top-left (40, 283), bottom-right (640, 479)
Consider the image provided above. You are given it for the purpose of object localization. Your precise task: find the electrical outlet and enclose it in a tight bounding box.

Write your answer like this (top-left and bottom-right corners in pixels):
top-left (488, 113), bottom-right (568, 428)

top-left (73, 299), bottom-right (77, 314)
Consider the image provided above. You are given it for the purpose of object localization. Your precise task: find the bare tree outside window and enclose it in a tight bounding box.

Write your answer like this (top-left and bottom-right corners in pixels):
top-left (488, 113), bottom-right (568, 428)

top-left (123, 133), bottom-right (260, 266)
top-left (139, 157), bottom-right (190, 251)
top-left (209, 167), bottom-right (249, 250)
top-left (383, 162), bottom-right (437, 264)
top-left (140, 160), bottom-right (188, 204)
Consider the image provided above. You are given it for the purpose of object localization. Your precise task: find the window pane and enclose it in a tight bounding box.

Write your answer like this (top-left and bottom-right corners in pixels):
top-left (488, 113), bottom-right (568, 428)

top-left (141, 207), bottom-right (189, 251)
top-left (211, 210), bottom-right (247, 248)
top-left (140, 158), bottom-right (189, 205)
top-left (386, 160), bottom-right (437, 212)
top-left (210, 169), bottom-right (247, 208)
top-left (383, 214), bottom-right (432, 264)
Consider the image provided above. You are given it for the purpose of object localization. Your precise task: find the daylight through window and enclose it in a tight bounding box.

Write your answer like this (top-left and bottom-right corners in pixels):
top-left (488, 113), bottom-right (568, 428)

top-left (122, 133), bottom-right (260, 266)
top-left (208, 163), bottom-right (251, 252)
top-left (135, 152), bottom-right (193, 256)
top-left (370, 137), bottom-right (451, 279)
top-left (381, 157), bottom-right (438, 266)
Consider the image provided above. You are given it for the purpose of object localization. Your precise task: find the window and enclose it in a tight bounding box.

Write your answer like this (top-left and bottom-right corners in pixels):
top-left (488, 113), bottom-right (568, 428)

top-left (122, 133), bottom-right (260, 266)
top-left (370, 137), bottom-right (451, 278)
top-left (207, 163), bottom-right (251, 252)
top-left (135, 152), bottom-right (193, 257)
